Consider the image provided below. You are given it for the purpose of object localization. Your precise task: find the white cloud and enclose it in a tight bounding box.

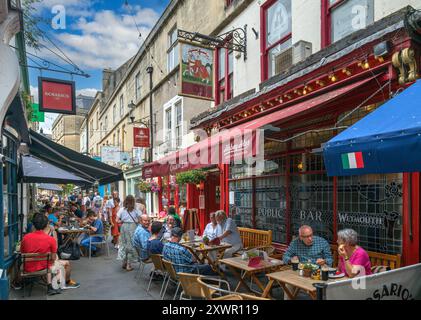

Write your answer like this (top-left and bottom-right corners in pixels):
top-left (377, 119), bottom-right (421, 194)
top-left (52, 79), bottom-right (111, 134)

top-left (48, 8), bottom-right (159, 69)
top-left (77, 88), bottom-right (98, 97)
top-left (32, 0), bottom-right (95, 17)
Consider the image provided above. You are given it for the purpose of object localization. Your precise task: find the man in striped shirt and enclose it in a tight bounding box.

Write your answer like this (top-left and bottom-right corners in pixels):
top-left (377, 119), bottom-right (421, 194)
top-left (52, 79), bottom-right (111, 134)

top-left (282, 225), bottom-right (333, 267)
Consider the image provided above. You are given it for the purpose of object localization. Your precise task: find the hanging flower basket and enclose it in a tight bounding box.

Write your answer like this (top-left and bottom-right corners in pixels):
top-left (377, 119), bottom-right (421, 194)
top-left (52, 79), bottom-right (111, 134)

top-left (137, 181), bottom-right (152, 193)
top-left (176, 170), bottom-right (207, 186)
top-left (150, 181), bottom-right (161, 193)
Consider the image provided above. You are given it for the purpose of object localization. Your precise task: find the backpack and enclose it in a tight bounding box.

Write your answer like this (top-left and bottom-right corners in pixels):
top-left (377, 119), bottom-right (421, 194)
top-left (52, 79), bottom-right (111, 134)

top-left (59, 241), bottom-right (80, 260)
top-left (94, 197), bottom-right (103, 208)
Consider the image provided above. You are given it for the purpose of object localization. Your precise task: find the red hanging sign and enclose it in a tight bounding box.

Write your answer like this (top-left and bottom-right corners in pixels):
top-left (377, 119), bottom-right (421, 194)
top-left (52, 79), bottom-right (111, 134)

top-left (38, 77), bottom-right (76, 114)
top-left (133, 127), bottom-right (150, 148)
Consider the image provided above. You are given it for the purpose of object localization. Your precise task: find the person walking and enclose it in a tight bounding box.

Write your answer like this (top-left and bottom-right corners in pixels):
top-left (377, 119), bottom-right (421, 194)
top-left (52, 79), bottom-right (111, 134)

top-left (116, 195), bottom-right (141, 271)
top-left (111, 197), bottom-right (121, 249)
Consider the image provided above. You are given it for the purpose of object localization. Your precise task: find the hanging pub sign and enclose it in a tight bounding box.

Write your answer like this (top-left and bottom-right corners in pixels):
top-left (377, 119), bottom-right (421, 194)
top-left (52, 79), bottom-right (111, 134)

top-left (179, 42), bottom-right (214, 100)
top-left (133, 127), bottom-right (150, 148)
top-left (38, 77), bottom-right (76, 114)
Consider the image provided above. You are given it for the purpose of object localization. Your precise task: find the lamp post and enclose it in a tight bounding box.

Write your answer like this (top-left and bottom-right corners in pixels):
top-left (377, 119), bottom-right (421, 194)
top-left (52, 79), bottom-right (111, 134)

top-left (128, 99), bottom-right (154, 213)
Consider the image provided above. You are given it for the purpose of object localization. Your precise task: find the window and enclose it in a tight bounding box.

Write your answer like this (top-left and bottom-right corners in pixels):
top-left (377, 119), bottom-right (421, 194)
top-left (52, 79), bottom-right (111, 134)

top-left (175, 100), bottom-right (182, 148)
top-left (104, 117), bottom-right (108, 132)
top-left (117, 129), bottom-right (121, 148)
top-left (163, 97), bottom-right (183, 150)
top-left (165, 108), bottom-right (172, 143)
top-left (167, 27), bottom-right (179, 72)
top-left (135, 72), bottom-right (141, 101)
top-left (89, 120), bottom-right (93, 138)
top-left (113, 133), bottom-right (116, 146)
top-left (119, 95), bottom-right (124, 117)
top-left (100, 122), bottom-right (103, 139)
top-left (322, 0), bottom-right (374, 47)
top-left (216, 48), bottom-right (234, 105)
top-left (113, 104), bottom-right (117, 124)
top-left (261, 0), bottom-right (292, 80)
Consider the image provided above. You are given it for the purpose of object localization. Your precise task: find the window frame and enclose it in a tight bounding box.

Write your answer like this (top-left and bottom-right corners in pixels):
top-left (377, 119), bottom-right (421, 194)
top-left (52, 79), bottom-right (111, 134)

top-left (163, 96), bottom-right (183, 150)
top-left (113, 104), bottom-right (117, 125)
top-left (321, 0), bottom-right (374, 48)
top-left (135, 72), bottom-right (141, 101)
top-left (260, 0), bottom-right (292, 81)
top-left (215, 47), bottom-right (234, 106)
top-left (119, 95), bottom-right (124, 117)
top-left (167, 26), bottom-right (179, 72)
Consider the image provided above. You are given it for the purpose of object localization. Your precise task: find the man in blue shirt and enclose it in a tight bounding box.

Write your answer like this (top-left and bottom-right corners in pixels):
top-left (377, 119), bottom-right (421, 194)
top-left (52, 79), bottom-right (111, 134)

top-left (282, 225), bottom-right (333, 267)
top-left (163, 228), bottom-right (215, 275)
top-left (133, 214), bottom-right (151, 260)
top-left (80, 210), bottom-right (104, 257)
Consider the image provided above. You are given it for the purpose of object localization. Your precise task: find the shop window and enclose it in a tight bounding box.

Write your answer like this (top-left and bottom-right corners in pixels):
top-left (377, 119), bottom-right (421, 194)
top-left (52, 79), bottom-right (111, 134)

top-left (290, 173), bottom-right (335, 243)
top-left (168, 26), bottom-right (179, 72)
top-left (216, 48), bottom-right (234, 106)
top-left (322, 0), bottom-right (374, 47)
top-left (261, 0), bottom-right (292, 81)
top-left (1, 132), bottom-right (18, 268)
top-left (229, 179), bottom-right (253, 228)
top-left (255, 176), bottom-right (288, 243)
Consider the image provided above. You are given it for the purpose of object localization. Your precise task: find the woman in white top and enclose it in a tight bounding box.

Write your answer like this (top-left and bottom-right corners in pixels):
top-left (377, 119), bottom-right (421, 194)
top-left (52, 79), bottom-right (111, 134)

top-left (116, 195), bottom-right (141, 271)
top-left (203, 212), bottom-right (219, 241)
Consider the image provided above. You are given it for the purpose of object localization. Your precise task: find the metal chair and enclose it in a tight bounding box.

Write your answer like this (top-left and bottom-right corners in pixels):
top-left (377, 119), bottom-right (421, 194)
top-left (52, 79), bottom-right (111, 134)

top-left (177, 273), bottom-right (231, 300)
top-left (197, 277), bottom-right (270, 300)
top-left (161, 260), bottom-right (202, 300)
top-left (134, 246), bottom-right (153, 281)
top-left (20, 253), bottom-right (53, 298)
top-left (88, 222), bottom-right (111, 259)
top-left (147, 254), bottom-right (168, 298)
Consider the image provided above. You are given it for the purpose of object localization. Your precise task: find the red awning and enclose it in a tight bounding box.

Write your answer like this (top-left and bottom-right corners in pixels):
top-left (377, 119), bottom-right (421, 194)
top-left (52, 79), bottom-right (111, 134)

top-left (143, 76), bottom-right (377, 179)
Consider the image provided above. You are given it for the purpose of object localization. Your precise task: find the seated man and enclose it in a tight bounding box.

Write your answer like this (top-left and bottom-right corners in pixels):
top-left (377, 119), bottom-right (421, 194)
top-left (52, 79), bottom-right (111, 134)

top-left (20, 213), bottom-right (61, 295)
top-left (133, 214), bottom-right (151, 260)
top-left (147, 221), bottom-right (164, 255)
top-left (282, 225), bottom-right (333, 267)
top-left (159, 215), bottom-right (176, 242)
top-left (70, 203), bottom-right (85, 221)
top-left (80, 210), bottom-right (104, 257)
top-left (167, 206), bottom-right (182, 228)
top-left (215, 210), bottom-right (243, 258)
top-left (163, 227), bottom-right (215, 276)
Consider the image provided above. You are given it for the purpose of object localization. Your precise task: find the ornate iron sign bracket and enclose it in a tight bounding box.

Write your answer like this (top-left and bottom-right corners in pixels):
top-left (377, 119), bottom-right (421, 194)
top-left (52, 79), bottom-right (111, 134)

top-left (178, 25), bottom-right (247, 60)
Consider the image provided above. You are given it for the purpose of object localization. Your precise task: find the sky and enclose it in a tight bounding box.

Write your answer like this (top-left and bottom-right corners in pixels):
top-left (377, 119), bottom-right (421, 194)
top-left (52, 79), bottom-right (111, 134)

top-left (27, 0), bottom-right (170, 133)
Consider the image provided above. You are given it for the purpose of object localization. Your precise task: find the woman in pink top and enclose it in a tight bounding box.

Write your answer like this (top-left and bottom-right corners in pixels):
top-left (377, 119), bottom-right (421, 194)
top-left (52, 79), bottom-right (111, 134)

top-left (337, 229), bottom-right (372, 278)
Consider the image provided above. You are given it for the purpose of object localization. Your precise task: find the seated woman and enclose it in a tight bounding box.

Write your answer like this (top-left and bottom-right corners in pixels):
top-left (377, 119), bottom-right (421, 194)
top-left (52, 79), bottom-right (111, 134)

top-left (337, 229), bottom-right (372, 278)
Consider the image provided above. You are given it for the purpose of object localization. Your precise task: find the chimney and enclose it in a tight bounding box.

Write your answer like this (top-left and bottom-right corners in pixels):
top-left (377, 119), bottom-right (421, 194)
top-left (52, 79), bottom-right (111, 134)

top-left (102, 68), bottom-right (114, 91)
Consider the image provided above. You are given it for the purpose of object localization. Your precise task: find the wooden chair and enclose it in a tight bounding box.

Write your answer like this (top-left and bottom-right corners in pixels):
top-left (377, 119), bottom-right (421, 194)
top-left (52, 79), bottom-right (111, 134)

top-left (161, 260), bottom-right (201, 300)
top-left (147, 254), bottom-right (168, 298)
top-left (238, 228), bottom-right (272, 250)
top-left (20, 253), bottom-right (53, 297)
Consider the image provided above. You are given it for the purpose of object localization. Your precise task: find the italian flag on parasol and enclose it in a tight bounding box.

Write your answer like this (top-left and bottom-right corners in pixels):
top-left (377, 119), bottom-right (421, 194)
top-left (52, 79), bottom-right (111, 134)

top-left (341, 152), bottom-right (365, 170)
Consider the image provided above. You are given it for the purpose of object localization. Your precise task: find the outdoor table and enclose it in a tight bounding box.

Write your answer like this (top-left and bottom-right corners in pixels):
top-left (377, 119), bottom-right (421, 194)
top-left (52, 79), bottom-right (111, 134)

top-left (58, 227), bottom-right (91, 248)
top-left (182, 241), bottom-right (232, 276)
top-left (219, 256), bottom-right (287, 296)
top-left (261, 269), bottom-right (348, 300)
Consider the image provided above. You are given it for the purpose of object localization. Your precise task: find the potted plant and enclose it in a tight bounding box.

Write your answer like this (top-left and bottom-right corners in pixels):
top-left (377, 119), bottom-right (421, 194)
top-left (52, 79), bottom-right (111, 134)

top-left (302, 262), bottom-right (315, 278)
top-left (137, 181), bottom-right (152, 193)
top-left (176, 170), bottom-right (207, 186)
